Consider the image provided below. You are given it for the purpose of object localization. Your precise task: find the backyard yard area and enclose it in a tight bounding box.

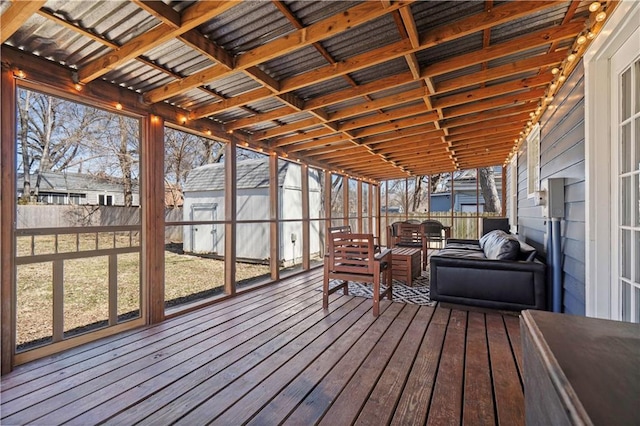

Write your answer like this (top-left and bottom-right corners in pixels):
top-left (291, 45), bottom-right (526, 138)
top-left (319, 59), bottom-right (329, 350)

top-left (15, 233), bottom-right (269, 350)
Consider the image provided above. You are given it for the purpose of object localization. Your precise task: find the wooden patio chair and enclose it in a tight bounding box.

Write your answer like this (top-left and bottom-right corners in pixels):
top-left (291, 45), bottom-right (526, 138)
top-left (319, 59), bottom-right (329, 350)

top-left (388, 221), bottom-right (427, 269)
top-left (323, 232), bottom-right (392, 316)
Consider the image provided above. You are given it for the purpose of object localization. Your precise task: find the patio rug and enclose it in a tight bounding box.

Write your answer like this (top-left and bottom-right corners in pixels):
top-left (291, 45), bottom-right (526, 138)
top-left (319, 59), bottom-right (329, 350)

top-left (321, 270), bottom-right (436, 306)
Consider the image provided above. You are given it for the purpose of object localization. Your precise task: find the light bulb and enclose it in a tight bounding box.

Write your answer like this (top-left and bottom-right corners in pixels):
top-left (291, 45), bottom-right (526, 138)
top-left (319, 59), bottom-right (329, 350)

top-left (115, 103), bottom-right (123, 110)
top-left (551, 67), bottom-right (560, 75)
top-left (567, 53), bottom-right (577, 62)
top-left (595, 11), bottom-right (606, 22)
top-left (587, 31), bottom-right (596, 40)
top-left (559, 75), bottom-right (566, 82)
top-left (576, 35), bottom-right (587, 45)
top-left (588, 1), bottom-right (601, 12)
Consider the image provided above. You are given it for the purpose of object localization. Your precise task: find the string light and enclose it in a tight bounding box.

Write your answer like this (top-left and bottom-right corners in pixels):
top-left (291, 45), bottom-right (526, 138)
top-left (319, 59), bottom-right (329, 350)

top-left (74, 83), bottom-right (83, 91)
top-left (595, 11), bottom-right (607, 22)
top-left (15, 69), bottom-right (26, 78)
top-left (115, 103), bottom-right (123, 110)
top-left (551, 67), bottom-right (560, 75)
top-left (576, 35), bottom-right (587, 45)
top-left (588, 2), bottom-right (601, 12)
top-left (567, 53), bottom-right (577, 62)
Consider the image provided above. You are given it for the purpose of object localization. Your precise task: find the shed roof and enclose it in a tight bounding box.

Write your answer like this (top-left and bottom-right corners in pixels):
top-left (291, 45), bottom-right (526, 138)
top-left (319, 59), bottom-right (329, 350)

top-left (184, 158), bottom-right (289, 192)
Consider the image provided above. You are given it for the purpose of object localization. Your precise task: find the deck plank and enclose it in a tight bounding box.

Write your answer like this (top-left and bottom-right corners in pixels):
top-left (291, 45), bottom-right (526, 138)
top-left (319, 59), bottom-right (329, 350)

top-left (355, 305), bottom-right (435, 425)
top-left (462, 311), bottom-right (495, 425)
top-left (0, 269), bottom-right (526, 426)
top-left (317, 303), bottom-right (420, 425)
top-left (243, 300), bottom-right (391, 425)
top-left (487, 314), bottom-right (525, 426)
top-left (426, 309), bottom-right (467, 426)
top-left (282, 302), bottom-right (404, 425)
top-left (390, 306), bottom-right (450, 425)
top-left (77, 293), bottom-right (352, 425)
top-left (172, 296), bottom-right (369, 425)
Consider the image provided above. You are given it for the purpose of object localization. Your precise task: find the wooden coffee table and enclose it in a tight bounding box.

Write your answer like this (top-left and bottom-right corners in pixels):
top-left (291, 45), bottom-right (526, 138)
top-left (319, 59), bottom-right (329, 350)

top-left (391, 247), bottom-right (421, 285)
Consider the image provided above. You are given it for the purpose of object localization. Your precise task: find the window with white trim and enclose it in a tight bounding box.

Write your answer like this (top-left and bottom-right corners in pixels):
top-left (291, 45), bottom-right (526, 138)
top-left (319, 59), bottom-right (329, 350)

top-left (527, 124), bottom-right (540, 197)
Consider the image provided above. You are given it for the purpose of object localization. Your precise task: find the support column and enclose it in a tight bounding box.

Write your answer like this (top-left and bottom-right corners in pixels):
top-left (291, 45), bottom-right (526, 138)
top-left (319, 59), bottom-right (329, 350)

top-left (269, 153), bottom-right (279, 281)
top-left (225, 139), bottom-right (237, 295)
top-left (1, 67), bottom-right (17, 374)
top-left (143, 114), bottom-right (165, 324)
top-left (501, 165), bottom-right (508, 217)
top-left (342, 175), bottom-right (349, 226)
top-left (357, 180), bottom-right (363, 233)
top-left (324, 171), bottom-right (332, 252)
top-left (301, 164), bottom-right (310, 270)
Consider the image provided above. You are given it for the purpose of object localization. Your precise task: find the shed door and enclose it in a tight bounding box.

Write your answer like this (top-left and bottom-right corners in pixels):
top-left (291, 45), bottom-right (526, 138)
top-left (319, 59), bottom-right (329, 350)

top-left (191, 204), bottom-right (217, 254)
top-left (611, 27), bottom-right (640, 323)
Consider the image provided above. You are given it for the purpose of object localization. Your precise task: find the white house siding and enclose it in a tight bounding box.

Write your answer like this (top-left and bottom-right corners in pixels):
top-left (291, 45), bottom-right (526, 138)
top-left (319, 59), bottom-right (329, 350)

top-left (515, 61), bottom-right (586, 315)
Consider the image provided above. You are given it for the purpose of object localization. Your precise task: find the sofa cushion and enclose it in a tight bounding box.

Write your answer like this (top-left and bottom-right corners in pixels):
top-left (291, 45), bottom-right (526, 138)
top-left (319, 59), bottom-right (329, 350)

top-left (480, 230), bottom-right (520, 260)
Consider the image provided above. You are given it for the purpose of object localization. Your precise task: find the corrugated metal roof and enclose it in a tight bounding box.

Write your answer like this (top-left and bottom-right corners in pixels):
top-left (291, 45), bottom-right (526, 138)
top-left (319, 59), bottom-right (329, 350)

top-left (261, 46), bottom-right (329, 81)
top-left (321, 13), bottom-right (401, 62)
top-left (2, 0), bottom-right (604, 180)
top-left (199, 1), bottom-right (293, 56)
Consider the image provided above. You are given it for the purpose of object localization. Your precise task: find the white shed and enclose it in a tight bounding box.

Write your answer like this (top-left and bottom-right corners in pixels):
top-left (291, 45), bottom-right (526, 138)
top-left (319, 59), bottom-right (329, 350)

top-left (182, 158), bottom-right (323, 265)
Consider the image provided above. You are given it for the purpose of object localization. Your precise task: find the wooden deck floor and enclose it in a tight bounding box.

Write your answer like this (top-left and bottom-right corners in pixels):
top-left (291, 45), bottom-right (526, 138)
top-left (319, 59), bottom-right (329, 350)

top-left (1, 269), bottom-right (525, 425)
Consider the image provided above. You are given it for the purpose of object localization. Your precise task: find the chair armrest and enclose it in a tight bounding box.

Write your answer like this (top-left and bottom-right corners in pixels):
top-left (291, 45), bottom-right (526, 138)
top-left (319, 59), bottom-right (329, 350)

top-left (375, 248), bottom-right (392, 261)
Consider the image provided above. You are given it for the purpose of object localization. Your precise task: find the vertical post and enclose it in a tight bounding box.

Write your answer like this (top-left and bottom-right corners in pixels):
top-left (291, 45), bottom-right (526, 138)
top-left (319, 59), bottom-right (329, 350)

top-left (404, 177), bottom-right (409, 220)
top-left (301, 163), bottom-right (310, 270)
top-left (501, 165), bottom-right (508, 217)
top-left (324, 171), bottom-right (332, 252)
top-left (225, 139), bottom-right (236, 295)
top-left (142, 114), bottom-right (165, 324)
top-left (357, 180), bottom-right (363, 233)
top-left (108, 254), bottom-right (118, 325)
top-left (1, 67), bottom-right (17, 374)
top-left (369, 182), bottom-right (375, 235)
top-left (384, 181), bottom-right (389, 246)
top-left (342, 175), bottom-right (349, 226)
top-left (476, 167), bottom-right (480, 239)
top-left (269, 153), bottom-right (279, 281)
top-left (427, 175), bottom-right (432, 220)
top-left (52, 260), bottom-right (64, 342)
top-left (450, 171), bottom-right (455, 237)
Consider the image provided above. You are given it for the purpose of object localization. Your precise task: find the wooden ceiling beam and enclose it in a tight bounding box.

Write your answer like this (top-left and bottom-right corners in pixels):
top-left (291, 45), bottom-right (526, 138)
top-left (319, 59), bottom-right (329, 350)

top-left (447, 112), bottom-right (531, 135)
top-left (351, 113), bottom-right (438, 138)
top-left (448, 125), bottom-right (527, 143)
top-left (443, 103), bottom-right (534, 128)
top-left (287, 135), bottom-right (354, 153)
top-left (436, 50), bottom-right (567, 94)
top-left (422, 21), bottom-right (583, 78)
top-left (78, 1), bottom-right (236, 83)
top-left (339, 104), bottom-right (438, 132)
top-left (370, 135), bottom-right (444, 153)
top-left (360, 123), bottom-right (440, 145)
top-left (1, 1), bottom-right (47, 44)
top-left (433, 72), bottom-right (552, 110)
top-left (443, 88), bottom-right (545, 120)
top-left (327, 86), bottom-right (427, 122)
top-left (225, 106), bottom-right (298, 131)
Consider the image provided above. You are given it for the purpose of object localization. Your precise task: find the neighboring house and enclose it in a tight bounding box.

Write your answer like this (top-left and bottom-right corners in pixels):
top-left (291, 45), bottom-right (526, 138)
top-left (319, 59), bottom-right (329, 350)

top-left (182, 158), bottom-right (322, 265)
top-left (507, 0), bottom-right (639, 318)
top-left (16, 171), bottom-right (139, 206)
top-left (430, 168), bottom-right (503, 212)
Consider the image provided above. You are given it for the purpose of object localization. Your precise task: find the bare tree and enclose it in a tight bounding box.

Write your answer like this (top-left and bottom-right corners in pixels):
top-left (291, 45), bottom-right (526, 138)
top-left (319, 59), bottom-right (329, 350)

top-left (478, 167), bottom-right (501, 213)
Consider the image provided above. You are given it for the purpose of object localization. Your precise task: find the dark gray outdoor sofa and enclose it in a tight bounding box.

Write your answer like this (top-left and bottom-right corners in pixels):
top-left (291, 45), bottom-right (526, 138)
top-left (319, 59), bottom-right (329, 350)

top-left (429, 230), bottom-right (547, 311)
